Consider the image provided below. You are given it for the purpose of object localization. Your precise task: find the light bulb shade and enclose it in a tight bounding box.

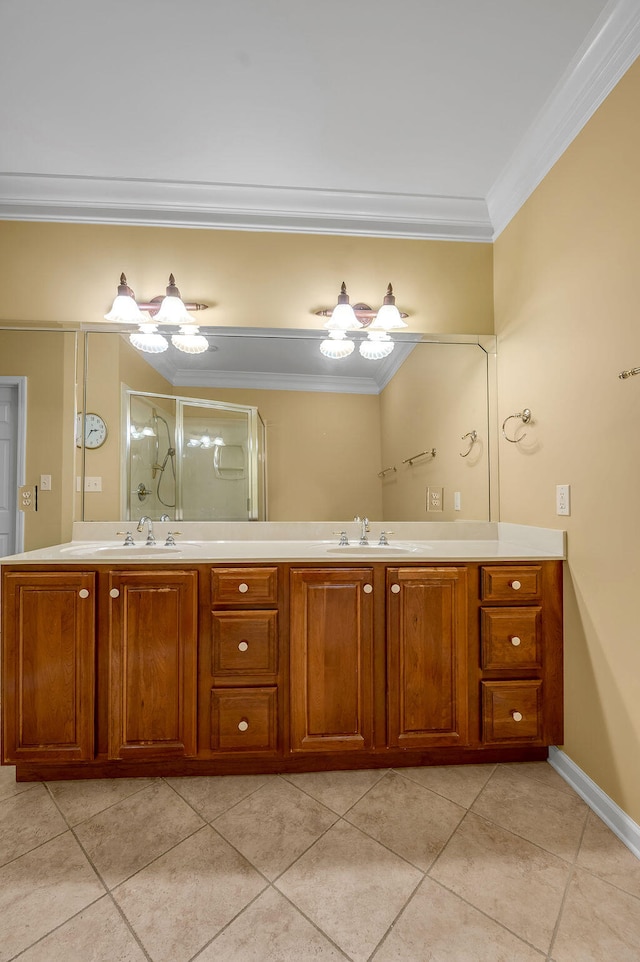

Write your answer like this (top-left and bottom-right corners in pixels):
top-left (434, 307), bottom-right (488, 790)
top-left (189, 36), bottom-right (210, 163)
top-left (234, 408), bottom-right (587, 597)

top-left (153, 273), bottom-right (194, 324)
top-left (369, 284), bottom-right (408, 330)
top-left (104, 274), bottom-right (146, 322)
top-left (324, 281), bottom-right (363, 331)
top-left (319, 330), bottom-right (355, 359)
top-left (129, 323), bottom-right (169, 354)
top-left (359, 331), bottom-right (395, 360)
top-left (171, 326), bottom-right (209, 354)
top-left (105, 294), bottom-right (147, 323)
top-left (369, 303), bottom-right (407, 331)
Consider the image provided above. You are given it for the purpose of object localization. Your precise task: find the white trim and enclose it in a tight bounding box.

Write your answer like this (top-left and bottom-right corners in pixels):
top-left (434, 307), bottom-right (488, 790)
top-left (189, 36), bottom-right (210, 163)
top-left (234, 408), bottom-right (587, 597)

top-left (0, 173), bottom-right (493, 243)
top-left (548, 746), bottom-right (640, 860)
top-left (0, 376), bottom-right (27, 554)
top-left (488, 0), bottom-right (640, 238)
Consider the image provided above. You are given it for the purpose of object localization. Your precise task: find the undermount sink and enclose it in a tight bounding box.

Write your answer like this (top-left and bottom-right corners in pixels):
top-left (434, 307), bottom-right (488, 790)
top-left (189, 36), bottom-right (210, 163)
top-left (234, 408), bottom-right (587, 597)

top-left (323, 542), bottom-right (423, 553)
top-left (60, 543), bottom-right (183, 558)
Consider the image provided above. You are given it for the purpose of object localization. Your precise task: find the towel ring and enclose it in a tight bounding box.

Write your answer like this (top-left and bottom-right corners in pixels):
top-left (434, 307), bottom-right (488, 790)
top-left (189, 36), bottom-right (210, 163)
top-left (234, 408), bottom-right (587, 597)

top-left (460, 430), bottom-right (477, 457)
top-left (502, 409), bottom-right (532, 443)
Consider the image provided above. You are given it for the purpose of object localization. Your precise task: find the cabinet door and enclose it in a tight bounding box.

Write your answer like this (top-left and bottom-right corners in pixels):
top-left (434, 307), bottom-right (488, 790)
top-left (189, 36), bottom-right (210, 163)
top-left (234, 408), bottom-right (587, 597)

top-left (107, 569), bottom-right (198, 760)
top-left (2, 570), bottom-right (96, 763)
top-left (387, 567), bottom-right (468, 748)
top-left (290, 568), bottom-right (374, 752)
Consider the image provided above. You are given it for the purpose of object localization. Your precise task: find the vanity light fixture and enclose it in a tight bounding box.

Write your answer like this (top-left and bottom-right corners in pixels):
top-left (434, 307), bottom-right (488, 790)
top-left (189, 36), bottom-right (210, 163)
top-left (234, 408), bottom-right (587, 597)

top-left (315, 282), bottom-right (408, 360)
top-left (105, 273), bottom-right (210, 355)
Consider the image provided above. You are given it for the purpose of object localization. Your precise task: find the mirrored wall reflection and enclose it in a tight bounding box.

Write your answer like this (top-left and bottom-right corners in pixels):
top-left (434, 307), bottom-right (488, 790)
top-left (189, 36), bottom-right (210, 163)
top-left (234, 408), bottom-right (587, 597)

top-left (126, 392), bottom-right (265, 521)
top-left (80, 329), bottom-right (494, 524)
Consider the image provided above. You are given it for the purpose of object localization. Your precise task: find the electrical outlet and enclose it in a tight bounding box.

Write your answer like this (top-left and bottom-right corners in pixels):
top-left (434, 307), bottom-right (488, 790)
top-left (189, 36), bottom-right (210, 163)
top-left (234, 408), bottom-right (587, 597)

top-left (427, 486), bottom-right (443, 512)
top-left (556, 483), bottom-right (571, 516)
top-left (84, 476), bottom-right (102, 492)
top-left (18, 485), bottom-right (37, 512)
top-left (40, 474), bottom-right (52, 491)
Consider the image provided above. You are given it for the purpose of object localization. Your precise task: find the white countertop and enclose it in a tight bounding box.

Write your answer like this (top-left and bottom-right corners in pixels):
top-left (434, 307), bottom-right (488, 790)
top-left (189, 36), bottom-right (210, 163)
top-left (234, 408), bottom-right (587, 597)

top-left (0, 522), bottom-right (566, 564)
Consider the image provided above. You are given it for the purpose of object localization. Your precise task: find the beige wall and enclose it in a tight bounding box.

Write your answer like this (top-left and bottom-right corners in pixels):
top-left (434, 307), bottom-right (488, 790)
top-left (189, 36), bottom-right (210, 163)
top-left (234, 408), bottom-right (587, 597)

top-left (494, 57), bottom-right (640, 822)
top-left (0, 330), bottom-right (76, 549)
top-left (0, 222), bottom-right (493, 335)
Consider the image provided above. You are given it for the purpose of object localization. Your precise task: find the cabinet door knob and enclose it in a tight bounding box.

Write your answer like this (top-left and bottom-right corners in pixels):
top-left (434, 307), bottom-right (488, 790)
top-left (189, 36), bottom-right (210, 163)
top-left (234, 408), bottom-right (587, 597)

top-left (238, 641), bottom-right (249, 652)
top-left (78, 588), bottom-right (90, 599)
top-left (238, 582), bottom-right (249, 593)
top-left (390, 584), bottom-right (401, 594)
top-left (510, 636), bottom-right (521, 646)
top-left (511, 710), bottom-right (523, 722)
top-left (238, 719), bottom-right (249, 732)
top-left (363, 583), bottom-right (373, 594)
top-left (109, 588), bottom-right (120, 599)
top-left (510, 580), bottom-right (522, 590)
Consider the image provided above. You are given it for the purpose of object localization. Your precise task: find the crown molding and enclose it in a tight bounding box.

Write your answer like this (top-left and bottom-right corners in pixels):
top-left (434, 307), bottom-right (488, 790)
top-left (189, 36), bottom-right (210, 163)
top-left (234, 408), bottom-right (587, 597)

top-left (0, 172), bottom-right (492, 242)
top-left (488, 0), bottom-right (640, 239)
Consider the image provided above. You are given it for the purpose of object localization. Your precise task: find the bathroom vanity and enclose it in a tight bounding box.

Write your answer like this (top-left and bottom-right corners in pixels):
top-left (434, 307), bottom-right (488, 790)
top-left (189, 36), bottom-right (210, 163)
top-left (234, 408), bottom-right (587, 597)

top-left (0, 523), bottom-right (564, 782)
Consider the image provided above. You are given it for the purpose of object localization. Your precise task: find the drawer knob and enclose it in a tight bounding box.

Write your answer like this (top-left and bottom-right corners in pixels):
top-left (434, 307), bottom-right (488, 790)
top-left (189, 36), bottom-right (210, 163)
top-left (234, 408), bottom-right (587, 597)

top-left (110, 588), bottom-right (120, 599)
top-left (510, 580), bottom-right (522, 590)
top-left (510, 636), bottom-right (521, 647)
top-left (238, 719), bottom-right (249, 732)
top-left (238, 582), bottom-right (249, 593)
top-left (511, 710), bottom-right (523, 722)
top-left (238, 641), bottom-right (249, 652)
top-left (78, 588), bottom-right (90, 599)
top-left (363, 583), bottom-right (373, 594)
top-left (390, 584), bottom-right (401, 594)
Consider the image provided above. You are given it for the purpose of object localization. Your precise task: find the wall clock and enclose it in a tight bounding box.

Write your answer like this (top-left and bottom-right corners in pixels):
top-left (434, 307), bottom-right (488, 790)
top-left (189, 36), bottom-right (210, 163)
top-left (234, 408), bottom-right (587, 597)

top-left (76, 412), bottom-right (108, 449)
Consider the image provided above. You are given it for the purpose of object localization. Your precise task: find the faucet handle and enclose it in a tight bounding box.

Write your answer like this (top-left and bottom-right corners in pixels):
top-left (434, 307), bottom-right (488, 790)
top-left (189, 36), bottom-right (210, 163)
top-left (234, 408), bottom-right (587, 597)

top-left (333, 530), bottom-right (349, 546)
top-left (116, 531), bottom-right (135, 546)
top-left (164, 531), bottom-right (182, 546)
top-left (378, 530), bottom-right (394, 545)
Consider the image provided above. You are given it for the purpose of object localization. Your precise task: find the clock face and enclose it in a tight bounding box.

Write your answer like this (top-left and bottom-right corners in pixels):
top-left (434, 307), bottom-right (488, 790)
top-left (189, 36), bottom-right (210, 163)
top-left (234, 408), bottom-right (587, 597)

top-left (76, 412), bottom-right (107, 449)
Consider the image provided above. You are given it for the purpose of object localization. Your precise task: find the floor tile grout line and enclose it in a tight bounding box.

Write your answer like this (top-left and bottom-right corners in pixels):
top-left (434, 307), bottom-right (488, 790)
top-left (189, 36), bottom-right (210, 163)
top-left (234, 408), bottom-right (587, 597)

top-left (458, 803), bottom-right (587, 865)
top-left (42, 781), bottom-right (156, 962)
top-left (362, 869), bottom-right (426, 962)
top-left (6, 894), bottom-right (111, 962)
top-left (278, 767), bottom-right (391, 817)
top-left (0, 825), bottom-right (69, 872)
top-left (545, 804), bottom-right (608, 962)
top-left (161, 771), bottom-right (287, 821)
top-left (186, 883), bottom-right (354, 962)
top-left (420, 873), bottom-right (548, 959)
top-left (43, 775), bottom-right (163, 829)
top-left (393, 762), bottom-right (497, 809)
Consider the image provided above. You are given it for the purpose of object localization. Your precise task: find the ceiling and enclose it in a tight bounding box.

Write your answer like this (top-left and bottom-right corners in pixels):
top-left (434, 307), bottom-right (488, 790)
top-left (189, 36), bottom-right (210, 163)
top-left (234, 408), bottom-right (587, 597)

top-left (1, 1), bottom-right (639, 241)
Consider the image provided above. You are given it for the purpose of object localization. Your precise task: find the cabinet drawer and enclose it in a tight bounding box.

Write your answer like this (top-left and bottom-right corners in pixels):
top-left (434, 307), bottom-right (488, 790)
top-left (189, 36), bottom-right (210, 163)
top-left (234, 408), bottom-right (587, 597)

top-left (210, 687), bottom-right (278, 752)
top-left (212, 611), bottom-right (278, 676)
top-left (212, 567), bottom-right (278, 606)
top-left (481, 607), bottom-right (542, 670)
top-left (481, 566), bottom-right (541, 602)
top-left (481, 680), bottom-right (543, 743)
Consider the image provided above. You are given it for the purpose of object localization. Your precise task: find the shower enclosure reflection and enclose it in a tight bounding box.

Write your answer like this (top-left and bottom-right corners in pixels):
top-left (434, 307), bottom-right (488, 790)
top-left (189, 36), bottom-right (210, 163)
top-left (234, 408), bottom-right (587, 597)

top-left (125, 391), bottom-right (266, 521)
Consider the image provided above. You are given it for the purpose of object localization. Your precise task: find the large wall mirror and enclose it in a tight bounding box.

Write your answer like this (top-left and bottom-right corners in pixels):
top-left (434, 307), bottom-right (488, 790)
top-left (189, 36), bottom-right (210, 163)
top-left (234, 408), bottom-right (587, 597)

top-left (81, 328), bottom-right (496, 525)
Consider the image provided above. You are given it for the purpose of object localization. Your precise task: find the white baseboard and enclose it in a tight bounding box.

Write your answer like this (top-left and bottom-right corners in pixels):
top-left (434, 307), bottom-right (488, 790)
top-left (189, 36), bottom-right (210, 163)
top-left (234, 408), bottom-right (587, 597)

top-left (548, 746), bottom-right (640, 860)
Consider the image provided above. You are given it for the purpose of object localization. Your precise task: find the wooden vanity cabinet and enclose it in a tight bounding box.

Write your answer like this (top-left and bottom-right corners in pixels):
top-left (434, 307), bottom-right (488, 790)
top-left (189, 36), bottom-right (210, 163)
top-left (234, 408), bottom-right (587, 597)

top-left (478, 563), bottom-right (563, 747)
top-left (2, 570), bottom-right (96, 764)
top-left (203, 566), bottom-right (281, 756)
top-left (289, 567), bottom-right (374, 753)
top-left (1, 557), bottom-right (563, 781)
top-left (387, 567), bottom-right (469, 749)
top-left (106, 569), bottom-right (198, 761)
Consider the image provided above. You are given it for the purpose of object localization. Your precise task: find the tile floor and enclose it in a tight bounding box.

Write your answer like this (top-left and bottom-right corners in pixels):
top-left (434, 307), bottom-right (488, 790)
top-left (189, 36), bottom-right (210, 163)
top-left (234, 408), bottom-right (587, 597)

top-left (1, 760), bottom-right (640, 961)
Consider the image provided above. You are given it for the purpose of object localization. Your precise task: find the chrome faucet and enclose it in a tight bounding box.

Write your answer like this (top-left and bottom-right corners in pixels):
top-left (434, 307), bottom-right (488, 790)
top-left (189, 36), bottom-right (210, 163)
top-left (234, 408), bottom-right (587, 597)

top-left (354, 515), bottom-right (370, 545)
top-left (136, 516), bottom-right (155, 545)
